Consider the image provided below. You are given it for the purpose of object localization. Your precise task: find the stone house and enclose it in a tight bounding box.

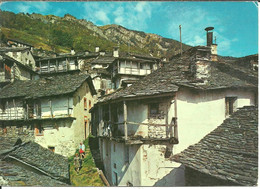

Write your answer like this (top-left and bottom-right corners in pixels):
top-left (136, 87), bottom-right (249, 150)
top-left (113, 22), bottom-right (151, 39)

top-left (108, 52), bottom-right (165, 89)
top-left (0, 47), bottom-right (38, 89)
top-left (90, 30), bottom-right (258, 186)
top-left (0, 72), bottom-right (96, 157)
top-left (173, 106), bottom-right (258, 186)
top-left (0, 137), bottom-right (69, 186)
top-left (1, 47), bottom-right (36, 70)
top-left (36, 51), bottom-right (98, 74)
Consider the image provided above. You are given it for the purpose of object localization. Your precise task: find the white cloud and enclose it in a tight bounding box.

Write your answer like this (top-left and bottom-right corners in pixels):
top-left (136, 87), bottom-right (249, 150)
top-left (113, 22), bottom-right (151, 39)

top-left (17, 4), bottom-right (30, 13)
top-left (95, 10), bottom-right (110, 23)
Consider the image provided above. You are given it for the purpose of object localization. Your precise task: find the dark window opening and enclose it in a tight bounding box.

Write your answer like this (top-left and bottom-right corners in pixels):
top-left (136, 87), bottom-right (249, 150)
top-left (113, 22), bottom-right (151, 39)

top-left (225, 97), bottom-right (237, 116)
top-left (48, 146), bottom-right (55, 152)
top-left (114, 163), bottom-right (116, 169)
top-left (149, 103), bottom-right (159, 118)
top-left (84, 97), bottom-right (87, 110)
top-left (35, 124), bottom-right (44, 136)
top-left (125, 145), bottom-right (129, 164)
top-left (113, 172), bottom-right (118, 186)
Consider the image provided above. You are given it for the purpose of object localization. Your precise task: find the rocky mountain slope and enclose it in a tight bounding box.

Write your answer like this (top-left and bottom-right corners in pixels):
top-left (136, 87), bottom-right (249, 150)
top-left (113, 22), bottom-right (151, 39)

top-left (0, 10), bottom-right (191, 58)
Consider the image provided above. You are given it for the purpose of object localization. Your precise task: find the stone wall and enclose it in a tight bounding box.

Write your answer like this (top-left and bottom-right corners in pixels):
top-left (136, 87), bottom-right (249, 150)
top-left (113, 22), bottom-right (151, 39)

top-left (0, 125), bottom-right (34, 142)
top-left (148, 101), bottom-right (168, 138)
top-left (185, 167), bottom-right (240, 186)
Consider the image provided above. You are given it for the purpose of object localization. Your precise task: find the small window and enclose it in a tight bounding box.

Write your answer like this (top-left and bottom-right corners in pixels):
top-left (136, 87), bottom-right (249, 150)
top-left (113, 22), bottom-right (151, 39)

top-left (149, 103), bottom-right (159, 118)
top-left (113, 143), bottom-right (116, 152)
top-left (113, 172), bottom-right (118, 186)
top-left (35, 124), bottom-right (44, 136)
top-left (140, 63), bottom-right (144, 69)
top-left (114, 163), bottom-right (117, 169)
top-left (106, 142), bottom-right (109, 156)
top-left (84, 97), bottom-right (87, 110)
top-left (48, 146), bottom-right (55, 152)
top-left (225, 97), bottom-right (237, 116)
top-left (89, 100), bottom-right (91, 109)
top-left (125, 145), bottom-right (129, 164)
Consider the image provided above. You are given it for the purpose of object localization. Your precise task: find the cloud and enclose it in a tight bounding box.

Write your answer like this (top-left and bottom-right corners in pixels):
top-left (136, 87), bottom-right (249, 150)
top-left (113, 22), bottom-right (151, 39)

top-left (17, 4), bottom-right (30, 13)
top-left (95, 10), bottom-right (110, 23)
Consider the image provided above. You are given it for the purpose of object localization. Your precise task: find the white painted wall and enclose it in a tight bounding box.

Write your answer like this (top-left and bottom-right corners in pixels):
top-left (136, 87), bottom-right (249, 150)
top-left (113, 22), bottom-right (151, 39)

top-left (175, 87), bottom-right (255, 154)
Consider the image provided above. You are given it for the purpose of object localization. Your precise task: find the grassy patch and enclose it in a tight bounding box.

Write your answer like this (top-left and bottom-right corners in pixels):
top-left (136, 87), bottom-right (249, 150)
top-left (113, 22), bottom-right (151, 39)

top-left (69, 137), bottom-right (104, 186)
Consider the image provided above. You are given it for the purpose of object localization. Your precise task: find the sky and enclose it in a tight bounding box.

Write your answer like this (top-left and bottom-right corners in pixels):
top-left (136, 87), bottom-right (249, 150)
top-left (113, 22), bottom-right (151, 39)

top-left (0, 1), bottom-right (258, 57)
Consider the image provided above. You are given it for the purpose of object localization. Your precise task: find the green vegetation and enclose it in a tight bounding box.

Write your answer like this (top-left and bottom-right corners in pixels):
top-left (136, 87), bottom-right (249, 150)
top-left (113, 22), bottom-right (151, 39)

top-left (68, 137), bottom-right (104, 186)
top-left (0, 10), bottom-right (191, 57)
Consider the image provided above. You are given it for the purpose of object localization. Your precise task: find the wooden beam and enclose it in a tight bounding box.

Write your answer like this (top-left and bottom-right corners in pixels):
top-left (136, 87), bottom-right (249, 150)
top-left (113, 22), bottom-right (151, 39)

top-left (67, 97), bottom-right (70, 116)
top-left (174, 94), bottom-right (178, 140)
top-left (48, 60), bottom-right (50, 72)
top-left (123, 101), bottom-right (128, 140)
top-left (50, 100), bottom-right (53, 118)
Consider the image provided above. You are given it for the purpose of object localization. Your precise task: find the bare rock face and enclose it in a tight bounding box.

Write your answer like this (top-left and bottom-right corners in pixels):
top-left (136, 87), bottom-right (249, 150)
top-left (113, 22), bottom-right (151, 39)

top-left (25, 12), bottom-right (190, 57)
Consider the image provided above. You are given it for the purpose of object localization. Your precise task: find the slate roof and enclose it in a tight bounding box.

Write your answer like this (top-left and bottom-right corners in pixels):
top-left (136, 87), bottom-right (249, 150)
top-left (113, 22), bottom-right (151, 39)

top-left (173, 106), bottom-right (258, 186)
top-left (0, 73), bottom-right (96, 99)
top-left (98, 46), bottom-right (257, 103)
top-left (0, 137), bottom-right (69, 186)
top-left (1, 54), bottom-right (37, 74)
top-left (0, 47), bottom-right (29, 52)
top-left (91, 56), bottom-right (116, 64)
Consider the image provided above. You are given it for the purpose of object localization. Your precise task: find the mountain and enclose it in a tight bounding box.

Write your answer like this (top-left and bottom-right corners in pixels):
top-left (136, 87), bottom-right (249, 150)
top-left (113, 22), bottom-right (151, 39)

top-left (0, 10), bottom-right (191, 58)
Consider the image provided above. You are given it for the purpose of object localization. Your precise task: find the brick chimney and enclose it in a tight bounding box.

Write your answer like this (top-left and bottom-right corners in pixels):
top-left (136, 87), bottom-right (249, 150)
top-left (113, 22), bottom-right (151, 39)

top-left (205, 27), bottom-right (217, 61)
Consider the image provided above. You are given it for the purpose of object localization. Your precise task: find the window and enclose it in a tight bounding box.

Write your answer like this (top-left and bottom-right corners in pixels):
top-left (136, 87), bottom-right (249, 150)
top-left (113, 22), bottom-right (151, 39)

top-left (114, 163), bottom-right (117, 169)
top-left (225, 97), bottom-right (237, 116)
top-left (106, 142), bottom-right (109, 156)
top-left (113, 172), bottom-right (118, 186)
top-left (89, 100), bottom-right (92, 109)
top-left (84, 97), bottom-right (87, 110)
top-left (124, 145), bottom-right (129, 164)
top-left (35, 124), bottom-right (44, 136)
top-left (113, 143), bottom-right (116, 152)
top-left (149, 103), bottom-right (159, 118)
top-left (48, 146), bottom-right (55, 152)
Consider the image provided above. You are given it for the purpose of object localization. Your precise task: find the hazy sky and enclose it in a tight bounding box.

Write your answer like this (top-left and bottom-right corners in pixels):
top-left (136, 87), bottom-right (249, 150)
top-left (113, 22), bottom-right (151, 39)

top-left (0, 1), bottom-right (258, 57)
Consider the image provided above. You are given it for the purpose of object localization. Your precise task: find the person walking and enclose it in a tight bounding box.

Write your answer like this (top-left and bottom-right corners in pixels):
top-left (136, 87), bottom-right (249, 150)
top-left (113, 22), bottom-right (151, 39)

top-left (79, 142), bottom-right (86, 159)
top-left (74, 153), bottom-right (80, 174)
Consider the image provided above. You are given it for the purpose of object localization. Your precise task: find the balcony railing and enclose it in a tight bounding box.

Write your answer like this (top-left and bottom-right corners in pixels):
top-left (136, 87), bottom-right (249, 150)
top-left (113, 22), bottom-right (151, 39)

top-left (98, 120), bottom-right (177, 143)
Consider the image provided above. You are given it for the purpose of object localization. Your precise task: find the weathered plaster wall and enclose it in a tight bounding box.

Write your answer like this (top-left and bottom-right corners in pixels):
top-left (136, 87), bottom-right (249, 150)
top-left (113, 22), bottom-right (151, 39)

top-left (0, 125), bottom-right (34, 142)
top-left (72, 81), bottom-right (94, 147)
top-left (101, 139), bottom-right (142, 186)
top-left (141, 144), bottom-right (184, 186)
top-left (34, 120), bottom-right (75, 157)
top-left (175, 88), bottom-right (255, 154)
top-left (127, 102), bottom-right (148, 137)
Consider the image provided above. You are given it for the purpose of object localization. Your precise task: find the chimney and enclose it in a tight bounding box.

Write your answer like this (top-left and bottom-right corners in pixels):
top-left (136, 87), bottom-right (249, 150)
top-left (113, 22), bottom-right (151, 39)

top-left (205, 27), bottom-right (217, 61)
top-left (71, 48), bottom-right (75, 55)
top-left (113, 46), bottom-right (119, 57)
top-left (95, 46), bottom-right (100, 53)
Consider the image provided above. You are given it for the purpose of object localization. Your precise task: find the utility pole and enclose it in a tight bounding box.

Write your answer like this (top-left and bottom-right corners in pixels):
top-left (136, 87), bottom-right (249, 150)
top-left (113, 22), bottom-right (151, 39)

top-left (179, 25), bottom-right (182, 56)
